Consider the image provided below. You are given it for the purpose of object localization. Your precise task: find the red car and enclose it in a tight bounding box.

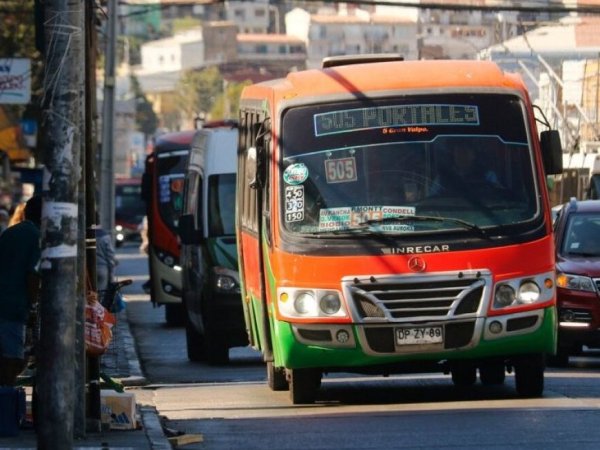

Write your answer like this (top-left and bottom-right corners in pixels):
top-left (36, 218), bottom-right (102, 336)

top-left (552, 198), bottom-right (600, 365)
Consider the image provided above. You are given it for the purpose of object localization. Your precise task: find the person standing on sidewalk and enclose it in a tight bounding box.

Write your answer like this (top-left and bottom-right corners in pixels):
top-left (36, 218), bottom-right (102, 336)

top-left (95, 221), bottom-right (118, 295)
top-left (0, 195), bottom-right (42, 385)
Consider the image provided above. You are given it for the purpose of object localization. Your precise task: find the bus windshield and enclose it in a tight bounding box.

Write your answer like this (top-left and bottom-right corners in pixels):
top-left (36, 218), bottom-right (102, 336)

top-left (208, 173), bottom-right (236, 236)
top-left (157, 149), bottom-right (189, 234)
top-left (280, 93), bottom-right (538, 236)
top-left (115, 181), bottom-right (144, 227)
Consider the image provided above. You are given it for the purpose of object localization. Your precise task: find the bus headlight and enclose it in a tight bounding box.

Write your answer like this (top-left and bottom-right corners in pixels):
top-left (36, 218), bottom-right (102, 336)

top-left (213, 267), bottom-right (240, 292)
top-left (278, 288), bottom-right (348, 319)
top-left (157, 251), bottom-right (179, 268)
top-left (518, 280), bottom-right (540, 303)
top-left (320, 293), bottom-right (341, 315)
top-left (294, 292), bottom-right (317, 315)
top-left (494, 284), bottom-right (515, 308)
top-left (492, 271), bottom-right (554, 311)
top-left (216, 275), bottom-right (236, 291)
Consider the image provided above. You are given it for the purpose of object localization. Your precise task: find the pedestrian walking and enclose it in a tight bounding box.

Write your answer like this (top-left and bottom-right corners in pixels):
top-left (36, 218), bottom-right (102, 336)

top-left (139, 216), bottom-right (151, 294)
top-left (0, 195), bottom-right (42, 386)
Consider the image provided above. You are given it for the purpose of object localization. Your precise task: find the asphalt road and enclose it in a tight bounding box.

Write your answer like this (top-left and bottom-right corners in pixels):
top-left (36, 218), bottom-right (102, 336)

top-left (116, 243), bottom-right (600, 450)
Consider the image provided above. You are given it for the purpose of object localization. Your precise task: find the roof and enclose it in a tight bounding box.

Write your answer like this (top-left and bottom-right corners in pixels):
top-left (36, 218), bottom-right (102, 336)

top-left (142, 29), bottom-right (204, 48)
top-left (153, 130), bottom-right (197, 152)
top-left (247, 60), bottom-right (525, 99)
top-left (566, 199), bottom-right (600, 214)
top-left (237, 33), bottom-right (305, 44)
top-left (485, 16), bottom-right (600, 58)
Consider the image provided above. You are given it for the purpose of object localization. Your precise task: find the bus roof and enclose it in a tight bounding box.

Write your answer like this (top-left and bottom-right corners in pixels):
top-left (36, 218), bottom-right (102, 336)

top-left (153, 130), bottom-right (196, 152)
top-left (241, 60), bottom-right (526, 100)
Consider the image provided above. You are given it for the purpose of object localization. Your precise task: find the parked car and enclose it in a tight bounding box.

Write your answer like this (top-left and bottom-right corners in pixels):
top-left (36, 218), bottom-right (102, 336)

top-left (551, 198), bottom-right (600, 366)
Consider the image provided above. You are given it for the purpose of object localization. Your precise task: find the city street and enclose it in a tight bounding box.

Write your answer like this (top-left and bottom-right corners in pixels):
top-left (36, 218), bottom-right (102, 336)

top-left (116, 243), bottom-right (600, 450)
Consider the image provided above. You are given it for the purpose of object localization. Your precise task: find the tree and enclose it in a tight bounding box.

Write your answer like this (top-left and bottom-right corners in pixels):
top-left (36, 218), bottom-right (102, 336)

top-left (174, 67), bottom-right (222, 126)
top-left (130, 75), bottom-right (158, 136)
top-left (210, 79), bottom-right (252, 120)
top-left (0, 0), bottom-right (44, 160)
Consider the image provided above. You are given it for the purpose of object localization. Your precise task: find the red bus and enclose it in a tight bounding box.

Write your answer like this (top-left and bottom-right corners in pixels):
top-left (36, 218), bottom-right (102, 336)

top-left (237, 57), bottom-right (563, 403)
top-left (114, 177), bottom-right (144, 247)
top-left (142, 131), bottom-right (194, 325)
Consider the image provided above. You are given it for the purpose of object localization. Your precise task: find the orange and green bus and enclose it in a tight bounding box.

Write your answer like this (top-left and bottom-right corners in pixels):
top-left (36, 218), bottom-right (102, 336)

top-left (236, 57), bottom-right (563, 404)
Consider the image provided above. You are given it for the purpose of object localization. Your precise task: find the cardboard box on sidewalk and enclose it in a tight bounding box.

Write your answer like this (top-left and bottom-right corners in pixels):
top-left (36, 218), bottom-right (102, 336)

top-left (100, 390), bottom-right (136, 430)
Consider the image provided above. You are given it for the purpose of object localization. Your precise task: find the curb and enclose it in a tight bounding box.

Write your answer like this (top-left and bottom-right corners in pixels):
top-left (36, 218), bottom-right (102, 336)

top-left (140, 406), bottom-right (172, 450)
top-left (110, 308), bottom-right (172, 449)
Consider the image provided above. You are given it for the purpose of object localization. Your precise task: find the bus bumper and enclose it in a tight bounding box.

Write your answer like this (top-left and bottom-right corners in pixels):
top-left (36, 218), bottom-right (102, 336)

top-left (272, 307), bottom-right (557, 371)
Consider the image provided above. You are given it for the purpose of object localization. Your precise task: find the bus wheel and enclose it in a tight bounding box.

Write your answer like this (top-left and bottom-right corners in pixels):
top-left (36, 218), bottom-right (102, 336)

top-left (267, 362), bottom-right (288, 391)
top-left (479, 361), bottom-right (506, 385)
top-left (288, 368), bottom-right (321, 404)
top-left (514, 353), bottom-right (544, 397)
top-left (451, 363), bottom-right (477, 387)
top-left (165, 303), bottom-right (185, 326)
top-left (185, 317), bottom-right (206, 362)
top-left (204, 330), bottom-right (229, 365)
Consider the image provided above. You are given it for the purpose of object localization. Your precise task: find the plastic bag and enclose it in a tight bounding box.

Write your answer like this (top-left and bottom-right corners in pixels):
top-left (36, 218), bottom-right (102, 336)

top-left (85, 291), bottom-right (116, 356)
top-left (111, 291), bottom-right (126, 313)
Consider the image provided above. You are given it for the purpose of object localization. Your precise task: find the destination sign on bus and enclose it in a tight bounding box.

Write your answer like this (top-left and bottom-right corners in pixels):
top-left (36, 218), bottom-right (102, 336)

top-left (314, 104), bottom-right (479, 136)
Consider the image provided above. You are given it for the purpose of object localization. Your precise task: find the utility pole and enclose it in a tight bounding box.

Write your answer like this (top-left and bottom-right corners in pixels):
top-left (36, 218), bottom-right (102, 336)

top-left (100, 0), bottom-right (117, 236)
top-left (36, 1), bottom-right (85, 448)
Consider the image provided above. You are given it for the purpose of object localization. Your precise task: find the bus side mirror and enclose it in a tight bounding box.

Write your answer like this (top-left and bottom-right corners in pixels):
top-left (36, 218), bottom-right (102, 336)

top-left (246, 146), bottom-right (262, 189)
top-left (540, 130), bottom-right (563, 175)
top-left (178, 213), bottom-right (202, 245)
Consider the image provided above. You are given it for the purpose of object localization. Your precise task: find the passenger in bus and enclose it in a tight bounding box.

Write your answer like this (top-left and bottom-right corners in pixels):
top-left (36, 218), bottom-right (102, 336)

top-left (430, 144), bottom-right (500, 196)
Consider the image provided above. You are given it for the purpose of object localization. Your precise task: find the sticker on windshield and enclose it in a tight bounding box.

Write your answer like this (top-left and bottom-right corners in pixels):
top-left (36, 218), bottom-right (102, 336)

top-left (324, 157), bottom-right (357, 184)
top-left (159, 174), bottom-right (184, 203)
top-left (283, 163), bottom-right (309, 185)
top-left (285, 185), bottom-right (305, 222)
top-left (318, 206), bottom-right (415, 232)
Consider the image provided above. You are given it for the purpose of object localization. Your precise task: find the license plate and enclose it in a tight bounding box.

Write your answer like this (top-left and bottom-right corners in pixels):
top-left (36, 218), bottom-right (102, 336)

top-left (395, 326), bottom-right (443, 345)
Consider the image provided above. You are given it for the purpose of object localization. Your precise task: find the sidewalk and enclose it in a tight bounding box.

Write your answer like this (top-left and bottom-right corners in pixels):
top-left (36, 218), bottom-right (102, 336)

top-left (0, 309), bottom-right (172, 449)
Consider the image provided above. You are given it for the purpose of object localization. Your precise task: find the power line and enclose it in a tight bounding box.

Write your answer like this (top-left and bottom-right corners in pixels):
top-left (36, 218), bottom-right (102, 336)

top-left (115, 0), bottom-right (600, 18)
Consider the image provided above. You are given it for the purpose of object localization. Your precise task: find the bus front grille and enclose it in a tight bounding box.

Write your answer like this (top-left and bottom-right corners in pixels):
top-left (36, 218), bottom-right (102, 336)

top-left (343, 272), bottom-right (490, 323)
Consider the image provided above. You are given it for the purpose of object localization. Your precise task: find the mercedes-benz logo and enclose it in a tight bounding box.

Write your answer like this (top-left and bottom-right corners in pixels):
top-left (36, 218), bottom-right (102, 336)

top-left (408, 256), bottom-right (426, 272)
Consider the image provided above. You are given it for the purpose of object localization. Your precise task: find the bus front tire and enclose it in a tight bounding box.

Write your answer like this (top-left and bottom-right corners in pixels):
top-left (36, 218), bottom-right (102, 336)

top-left (267, 362), bottom-right (288, 391)
top-left (185, 317), bottom-right (206, 362)
top-left (514, 353), bottom-right (545, 397)
top-left (204, 329), bottom-right (229, 365)
top-left (165, 303), bottom-right (185, 326)
top-left (288, 368), bottom-right (321, 404)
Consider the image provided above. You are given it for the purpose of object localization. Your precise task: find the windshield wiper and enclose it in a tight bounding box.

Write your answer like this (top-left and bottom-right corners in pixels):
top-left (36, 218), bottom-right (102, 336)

top-left (359, 215), bottom-right (490, 238)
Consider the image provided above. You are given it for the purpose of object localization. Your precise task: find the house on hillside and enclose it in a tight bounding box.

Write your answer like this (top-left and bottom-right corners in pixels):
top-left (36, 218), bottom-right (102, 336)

top-left (481, 16), bottom-right (600, 152)
top-left (285, 6), bottom-right (419, 69)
